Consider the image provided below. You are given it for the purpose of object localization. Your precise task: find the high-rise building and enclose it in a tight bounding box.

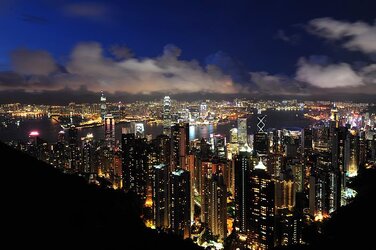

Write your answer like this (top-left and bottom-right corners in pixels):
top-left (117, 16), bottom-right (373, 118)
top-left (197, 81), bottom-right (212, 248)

top-left (170, 123), bottom-right (189, 171)
top-left (250, 160), bottom-right (275, 250)
top-left (100, 91), bottom-right (107, 120)
top-left (104, 114), bottom-right (115, 148)
top-left (163, 96), bottom-right (171, 136)
top-left (81, 133), bottom-right (94, 174)
top-left (237, 118), bottom-right (248, 145)
top-left (257, 109), bottom-right (266, 133)
top-left (207, 173), bottom-right (227, 240)
top-left (152, 164), bottom-right (169, 228)
top-left (170, 169), bottom-right (191, 239)
top-left (234, 144), bottom-right (252, 233)
top-left (254, 132), bottom-right (268, 156)
top-left (121, 132), bottom-right (148, 202)
top-left (230, 128), bottom-right (238, 144)
top-left (210, 133), bottom-right (227, 160)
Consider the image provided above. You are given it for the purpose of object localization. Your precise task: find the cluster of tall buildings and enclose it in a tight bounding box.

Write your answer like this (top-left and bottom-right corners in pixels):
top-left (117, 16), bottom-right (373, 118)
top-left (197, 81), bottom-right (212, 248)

top-left (9, 95), bottom-right (376, 250)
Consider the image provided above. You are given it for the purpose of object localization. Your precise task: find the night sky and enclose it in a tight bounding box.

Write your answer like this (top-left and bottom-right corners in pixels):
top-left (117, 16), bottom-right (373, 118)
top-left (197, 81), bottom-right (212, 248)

top-left (0, 0), bottom-right (375, 103)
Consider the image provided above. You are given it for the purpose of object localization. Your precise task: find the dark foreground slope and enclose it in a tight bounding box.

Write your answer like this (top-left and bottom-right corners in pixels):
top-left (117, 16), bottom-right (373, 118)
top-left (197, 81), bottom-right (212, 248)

top-left (1, 143), bottom-right (201, 249)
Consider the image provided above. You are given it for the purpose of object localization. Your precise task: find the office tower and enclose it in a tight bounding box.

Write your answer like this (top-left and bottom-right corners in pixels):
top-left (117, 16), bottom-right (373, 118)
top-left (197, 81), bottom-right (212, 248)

top-left (302, 127), bottom-right (313, 151)
top-left (275, 175), bottom-right (295, 211)
top-left (153, 134), bottom-right (171, 166)
top-left (207, 173), bottom-right (227, 240)
top-left (152, 164), bottom-right (169, 228)
top-left (257, 109), bottom-right (266, 133)
top-left (200, 101), bottom-right (208, 120)
top-left (170, 169), bottom-right (191, 239)
top-left (275, 208), bottom-right (302, 246)
top-left (250, 160), bottom-right (275, 250)
top-left (312, 124), bottom-right (330, 152)
top-left (234, 144), bottom-right (252, 233)
top-left (100, 91), bottom-right (107, 120)
top-left (330, 104), bottom-right (339, 128)
top-left (27, 131), bottom-right (40, 158)
top-left (230, 128), bottom-right (238, 144)
top-left (345, 130), bottom-right (360, 177)
top-left (170, 123), bottom-right (189, 171)
top-left (210, 133), bottom-right (227, 160)
top-left (309, 152), bottom-right (338, 218)
top-left (67, 125), bottom-right (80, 172)
top-left (121, 132), bottom-right (148, 202)
top-left (237, 118), bottom-right (248, 145)
top-left (254, 132), bottom-right (268, 156)
top-left (104, 114), bottom-right (115, 148)
top-left (81, 133), bottom-right (94, 174)
top-left (200, 161), bottom-right (213, 224)
top-left (163, 96), bottom-right (171, 136)
top-left (68, 125), bottom-right (78, 145)
top-left (133, 122), bottom-right (144, 138)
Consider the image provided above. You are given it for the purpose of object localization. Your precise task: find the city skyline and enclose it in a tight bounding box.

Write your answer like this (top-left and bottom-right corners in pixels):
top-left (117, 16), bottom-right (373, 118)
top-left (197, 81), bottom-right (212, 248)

top-left (1, 1), bottom-right (375, 249)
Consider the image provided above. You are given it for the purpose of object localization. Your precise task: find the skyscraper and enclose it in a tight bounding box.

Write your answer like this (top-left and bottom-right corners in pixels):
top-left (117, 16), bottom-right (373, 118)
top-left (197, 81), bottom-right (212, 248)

top-left (234, 143), bottom-right (252, 233)
top-left (152, 164), bottom-right (169, 228)
top-left (254, 110), bottom-right (268, 156)
top-left (237, 118), bottom-right (248, 145)
top-left (163, 96), bottom-right (171, 136)
top-left (207, 173), bottom-right (227, 240)
top-left (250, 160), bottom-right (275, 250)
top-left (121, 131), bottom-right (148, 202)
top-left (104, 114), bottom-right (115, 148)
top-left (170, 123), bottom-right (189, 171)
top-left (170, 169), bottom-right (191, 239)
top-left (100, 91), bottom-right (107, 120)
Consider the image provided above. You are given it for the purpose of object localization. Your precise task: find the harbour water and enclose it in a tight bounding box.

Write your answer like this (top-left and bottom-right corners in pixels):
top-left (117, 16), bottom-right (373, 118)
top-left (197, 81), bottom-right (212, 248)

top-left (0, 110), bottom-right (314, 143)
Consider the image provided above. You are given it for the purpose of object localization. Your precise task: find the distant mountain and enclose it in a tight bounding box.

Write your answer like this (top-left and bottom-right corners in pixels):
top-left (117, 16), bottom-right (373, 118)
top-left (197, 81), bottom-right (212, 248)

top-left (1, 142), bottom-right (201, 249)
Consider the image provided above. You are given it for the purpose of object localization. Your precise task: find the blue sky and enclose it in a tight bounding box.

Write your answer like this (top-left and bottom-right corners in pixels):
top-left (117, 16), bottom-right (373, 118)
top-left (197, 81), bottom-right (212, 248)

top-left (0, 0), bottom-right (375, 102)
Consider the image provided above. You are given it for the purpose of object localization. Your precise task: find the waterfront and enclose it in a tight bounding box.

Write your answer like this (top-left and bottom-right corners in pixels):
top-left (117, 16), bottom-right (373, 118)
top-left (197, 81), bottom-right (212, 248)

top-left (0, 110), bottom-right (313, 143)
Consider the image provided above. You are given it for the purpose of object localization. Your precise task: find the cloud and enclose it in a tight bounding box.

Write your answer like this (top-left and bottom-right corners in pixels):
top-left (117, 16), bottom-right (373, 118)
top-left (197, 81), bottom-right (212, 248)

top-left (109, 44), bottom-right (134, 60)
top-left (250, 72), bottom-right (309, 95)
top-left (63, 2), bottom-right (109, 19)
top-left (65, 42), bottom-right (242, 94)
top-left (308, 17), bottom-right (376, 54)
top-left (11, 48), bottom-right (57, 76)
top-left (274, 29), bottom-right (300, 45)
top-left (295, 57), bottom-right (364, 88)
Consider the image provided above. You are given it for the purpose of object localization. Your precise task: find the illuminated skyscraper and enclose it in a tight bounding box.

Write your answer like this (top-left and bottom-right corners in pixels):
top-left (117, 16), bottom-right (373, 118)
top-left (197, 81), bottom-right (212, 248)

top-left (152, 164), bottom-right (169, 228)
top-left (237, 118), bottom-right (248, 145)
top-left (254, 110), bottom-right (268, 155)
top-left (121, 132), bottom-right (148, 202)
top-left (234, 143), bottom-right (252, 233)
top-left (200, 101), bottom-right (208, 120)
top-left (207, 173), bottom-right (227, 240)
top-left (104, 114), bottom-right (115, 148)
top-left (250, 160), bottom-right (275, 250)
top-left (100, 91), bottom-right (107, 120)
top-left (81, 133), bottom-right (94, 174)
top-left (163, 96), bottom-right (171, 136)
top-left (230, 128), bottom-right (238, 144)
top-left (170, 169), bottom-right (191, 239)
top-left (170, 123), bottom-right (189, 171)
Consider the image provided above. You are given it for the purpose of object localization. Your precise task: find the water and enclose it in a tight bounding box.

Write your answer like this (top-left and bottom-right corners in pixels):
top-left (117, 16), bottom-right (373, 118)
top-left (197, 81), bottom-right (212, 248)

top-left (0, 110), bottom-right (314, 143)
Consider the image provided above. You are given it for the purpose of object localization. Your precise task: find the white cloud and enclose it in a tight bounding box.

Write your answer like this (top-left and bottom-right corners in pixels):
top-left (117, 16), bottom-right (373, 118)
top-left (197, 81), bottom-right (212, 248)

top-left (66, 42), bottom-right (242, 94)
top-left (295, 58), bottom-right (363, 88)
top-left (308, 17), bottom-right (376, 54)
